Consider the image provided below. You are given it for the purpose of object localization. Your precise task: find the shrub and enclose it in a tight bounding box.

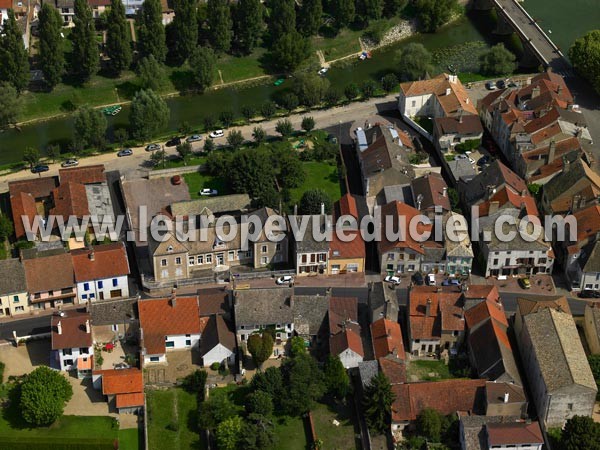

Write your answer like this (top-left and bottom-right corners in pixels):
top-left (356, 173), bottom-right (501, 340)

top-left (210, 362), bottom-right (221, 371)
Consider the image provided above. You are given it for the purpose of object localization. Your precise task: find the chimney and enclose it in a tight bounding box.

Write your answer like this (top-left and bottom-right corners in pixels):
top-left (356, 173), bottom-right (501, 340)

top-left (57, 321), bottom-right (62, 335)
top-left (563, 155), bottom-right (570, 172)
top-left (416, 194), bottom-right (423, 211)
top-left (548, 140), bottom-right (556, 163)
top-left (371, 129), bottom-right (377, 144)
top-left (503, 392), bottom-right (510, 403)
top-left (89, 250), bottom-right (95, 261)
top-left (532, 86), bottom-right (540, 98)
top-left (572, 194), bottom-right (581, 211)
top-left (488, 201), bottom-right (500, 215)
top-left (85, 319), bottom-right (90, 334)
top-left (458, 108), bottom-right (463, 123)
top-left (465, 97), bottom-right (470, 104)
top-left (486, 185), bottom-right (496, 200)
top-left (445, 87), bottom-right (452, 96)
top-left (557, 84), bottom-right (563, 95)
top-left (170, 287), bottom-right (177, 307)
top-left (442, 187), bottom-right (448, 197)
top-left (425, 298), bottom-right (432, 317)
top-left (320, 202), bottom-right (325, 215)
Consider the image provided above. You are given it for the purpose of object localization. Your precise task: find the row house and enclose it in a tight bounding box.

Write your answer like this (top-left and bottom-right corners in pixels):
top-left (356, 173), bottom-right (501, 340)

top-left (23, 250), bottom-right (77, 311)
top-left (0, 258), bottom-right (28, 317)
top-left (290, 214), bottom-right (329, 276)
top-left (51, 310), bottom-right (93, 376)
top-left (328, 194), bottom-right (366, 275)
top-left (459, 416), bottom-right (543, 450)
top-left (328, 297), bottom-right (363, 368)
top-left (433, 113), bottom-right (483, 154)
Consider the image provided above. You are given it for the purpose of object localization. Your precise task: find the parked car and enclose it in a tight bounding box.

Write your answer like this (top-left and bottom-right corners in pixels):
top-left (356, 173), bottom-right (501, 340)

top-left (578, 290), bottom-right (600, 298)
top-left (477, 155), bottom-right (490, 166)
top-left (496, 79), bottom-right (507, 89)
top-left (518, 277), bottom-right (531, 289)
top-left (186, 134), bottom-right (202, 143)
top-left (199, 188), bottom-right (218, 196)
top-left (442, 278), bottom-right (460, 286)
top-left (117, 148), bottom-right (133, 157)
top-left (412, 272), bottom-right (424, 286)
top-left (166, 136), bottom-right (182, 147)
top-left (318, 67), bottom-right (328, 76)
top-left (485, 81), bottom-right (497, 90)
top-left (145, 143), bottom-right (161, 151)
top-left (384, 275), bottom-right (401, 286)
top-left (61, 159), bottom-right (79, 168)
top-left (426, 273), bottom-right (436, 286)
top-left (209, 130), bottom-right (225, 139)
top-left (276, 275), bottom-right (294, 285)
top-left (31, 164), bottom-right (50, 173)
top-left (454, 154), bottom-right (475, 164)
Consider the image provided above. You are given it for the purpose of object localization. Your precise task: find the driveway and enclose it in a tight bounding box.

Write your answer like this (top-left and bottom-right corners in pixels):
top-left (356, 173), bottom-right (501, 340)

top-left (0, 339), bottom-right (50, 378)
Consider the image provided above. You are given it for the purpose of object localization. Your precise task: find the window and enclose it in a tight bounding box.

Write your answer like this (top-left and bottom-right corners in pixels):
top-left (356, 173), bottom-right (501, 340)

top-left (111, 324), bottom-right (118, 332)
top-left (261, 257), bottom-right (268, 265)
top-left (82, 294), bottom-right (88, 299)
top-left (228, 251), bottom-right (235, 261)
top-left (319, 253), bottom-right (326, 262)
top-left (80, 347), bottom-right (89, 354)
top-left (84, 282), bottom-right (90, 291)
top-left (167, 246), bottom-right (173, 252)
top-left (161, 269), bottom-right (169, 279)
top-left (64, 359), bottom-right (73, 367)
top-left (240, 334), bottom-right (245, 341)
top-left (63, 348), bottom-right (72, 356)
top-left (310, 254), bottom-right (316, 263)
top-left (197, 255), bottom-right (204, 264)
top-left (112, 278), bottom-right (118, 287)
top-left (160, 259), bottom-right (167, 267)
top-left (568, 403), bottom-right (573, 411)
top-left (98, 281), bottom-right (103, 289)
top-left (185, 340), bottom-right (191, 346)
top-left (411, 100), bottom-right (416, 107)
top-left (538, 258), bottom-right (547, 264)
top-left (261, 245), bottom-right (267, 253)
top-left (301, 254), bottom-right (307, 263)
top-left (188, 256), bottom-right (195, 266)
top-left (90, 293), bottom-right (95, 298)
top-left (206, 255), bottom-right (212, 264)
top-left (175, 257), bottom-right (182, 265)
top-left (276, 243), bottom-right (281, 251)
top-left (186, 334), bottom-right (190, 337)
top-left (493, 259), bottom-right (498, 265)
top-left (15, 306), bottom-right (24, 312)
top-left (408, 254), bottom-right (416, 260)
top-left (12, 296), bottom-right (19, 303)
top-left (387, 253), bottom-right (395, 261)
top-left (150, 356), bottom-right (159, 362)
top-left (165, 341), bottom-right (175, 348)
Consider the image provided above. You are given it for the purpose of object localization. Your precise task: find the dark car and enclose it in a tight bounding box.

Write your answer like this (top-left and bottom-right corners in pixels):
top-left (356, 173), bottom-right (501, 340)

top-left (31, 164), bottom-right (50, 173)
top-left (496, 79), bottom-right (506, 89)
top-left (442, 279), bottom-right (461, 286)
top-left (166, 136), bottom-right (182, 147)
top-left (326, 134), bottom-right (338, 144)
top-left (578, 290), bottom-right (600, 298)
top-left (412, 272), bottom-right (424, 286)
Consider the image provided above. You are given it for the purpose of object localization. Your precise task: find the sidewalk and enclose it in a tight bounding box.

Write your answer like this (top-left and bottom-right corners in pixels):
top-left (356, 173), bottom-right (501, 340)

top-left (469, 273), bottom-right (556, 295)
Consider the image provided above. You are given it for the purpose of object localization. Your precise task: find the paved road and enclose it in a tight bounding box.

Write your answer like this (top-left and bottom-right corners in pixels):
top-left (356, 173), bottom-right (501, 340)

top-left (0, 315), bottom-right (50, 341)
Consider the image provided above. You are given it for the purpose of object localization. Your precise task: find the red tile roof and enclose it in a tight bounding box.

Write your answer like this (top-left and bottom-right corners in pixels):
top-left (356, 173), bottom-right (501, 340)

top-left (329, 297), bottom-right (358, 334)
top-left (573, 205), bottom-right (600, 241)
top-left (411, 172), bottom-right (451, 211)
top-left (463, 285), bottom-right (500, 303)
top-left (409, 287), bottom-right (465, 339)
top-left (439, 294), bottom-right (465, 332)
top-left (8, 177), bottom-right (58, 199)
top-left (487, 421), bottom-right (544, 446)
top-left (371, 318), bottom-right (404, 360)
top-left (465, 298), bottom-right (507, 329)
top-left (379, 357), bottom-right (407, 384)
top-left (329, 229), bottom-right (365, 260)
top-left (95, 368), bottom-right (143, 395)
top-left (10, 191), bottom-right (38, 239)
top-left (329, 328), bottom-right (364, 357)
top-left (0, 0), bottom-right (12, 8)
top-left (59, 165), bottom-right (106, 185)
top-left (198, 288), bottom-right (229, 316)
top-left (379, 201), bottom-right (431, 255)
top-left (338, 194), bottom-right (358, 219)
top-left (50, 182), bottom-right (90, 218)
top-left (9, 177), bottom-right (58, 239)
top-left (138, 297), bottom-right (201, 355)
top-left (391, 379), bottom-right (486, 422)
top-left (478, 186), bottom-right (538, 217)
top-left (24, 253), bottom-right (75, 294)
top-left (71, 242), bottom-right (130, 282)
top-left (116, 392), bottom-right (145, 409)
top-left (400, 73), bottom-right (478, 115)
top-left (51, 310), bottom-right (92, 350)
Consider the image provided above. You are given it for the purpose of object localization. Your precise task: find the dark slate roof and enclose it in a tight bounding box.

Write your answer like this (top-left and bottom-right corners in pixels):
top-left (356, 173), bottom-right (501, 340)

top-left (233, 288), bottom-right (294, 326)
top-left (368, 282), bottom-right (399, 323)
top-left (89, 297), bottom-right (138, 326)
top-left (200, 315), bottom-right (236, 355)
top-left (581, 239), bottom-right (600, 273)
top-left (358, 360), bottom-right (379, 388)
top-left (543, 158), bottom-right (595, 202)
top-left (289, 215), bottom-right (331, 253)
top-left (0, 258), bottom-right (27, 295)
top-left (292, 294), bottom-right (329, 336)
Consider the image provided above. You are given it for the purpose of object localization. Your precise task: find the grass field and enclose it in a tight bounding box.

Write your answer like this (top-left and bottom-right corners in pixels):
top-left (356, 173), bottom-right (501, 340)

top-left (147, 388), bottom-right (205, 450)
top-left (290, 161), bottom-right (342, 206)
top-left (183, 172), bottom-right (231, 199)
top-left (216, 49), bottom-right (268, 84)
top-left (153, 154), bottom-right (207, 170)
top-left (312, 402), bottom-right (360, 450)
top-left (407, 359), bottom-right (453, 381)
top-left (272, 415), bottom-right (307, 450)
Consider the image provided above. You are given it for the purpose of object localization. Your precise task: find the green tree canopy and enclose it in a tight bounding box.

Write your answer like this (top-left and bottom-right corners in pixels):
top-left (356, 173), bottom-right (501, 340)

top-left (299, 188), bottom-right (332, 214)
top-left (381, 73), bottom-right (399, 92)
top-left (384, 0), bottom-right (408, 17)
top-left (294, 72), bottom-right (330, 106)
top-left (298, 0), bottom-right (323, 37)
top-left (71, 0), bottom-right (99, 81)
top-left (233, 0), bottom-right (264, 54)
top-left (562, 416), bottom-right (600, 450)
top-left (280, 353), bottom-right (326, 416)
top-left (208, 0), bottom-right (233, 53)
top-left (137, 0), bottom-right (168, 62)
top-left (269, 31), bottom-right (311, 73)
top-left (188, 47), bottom-right (216, 92)
top-left (199, 394), bottom-right (237, 430)
top-left (129, 89), bottom-right (170, 141)
top-left (0, 214), bottom-right (14, 241)
top-left (275, 119), bottom-right (294, 137)
top-left (250, 366), bottom-right (284, 399)
top-left (278, 153), bottom-right (305, 188)
top-left (247, 332), bottom-right (274, 367)
top-left (226, 130), bottom-right (245, 149)
top-left (344, 82), bottom-right (360, 100)
top-left (216, 415), bottom-right (243, 450)
top-left (261, 101), bottom-right (277, 119)
top-left (245, 390), bottom-right (274, 416)
top-left (0, 82), bottom-right (22, 128)
top-left (323, 355), bottom-right (350, 399)
top-left (241, 414), bottom-right (275, 450)
top-left (137, 55), bottom-right (167, 91)
top-left (169, 0), bottom-right (198, 64)
top-left (106, 0), bottom-right (132, 75)
top-left (176, 142), bottom-right (192, 164)
top-left (301, 116), bottom-right (315, 133)
top-left (396, 42), bottom-right (432, 81)
top-left (569, 30), bottom-right (600, 94)
top-left (252, 126), bottom-right (267, 143)
top-left (416, 408), bottom-right (443, 441)
top-left (267, 0), bottom-right (295, 42)
top-left (23, 147), bottom-right (40, 168)
top-left (279, 93), bottom-right (299, 113)
top-left (415, 0), bottom-right (457, 33)
top-left (20, 366), bottom-right (73, 426)
top-left (0, 10), bottom-right (30, 92)
top-left (38, 4), bottom-right (65, 89)
top-left (479, 43), bottom-right (516, 76)
top-left (289, 336), bottom-right (307, 357)
top-left (357, 0), bottom-right (383, 22)
top-left (363, 371), bottom-right (394, 434)
top-left (330, 0), bottom-right (355, 28)
top-left (73, 106), bottom-right (107, 149)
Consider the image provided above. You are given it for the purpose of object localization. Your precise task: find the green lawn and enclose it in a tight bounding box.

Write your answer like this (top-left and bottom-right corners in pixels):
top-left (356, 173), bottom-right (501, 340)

top-left (118, 428), bottom-right (141, 450)
top-left (413, 116), bottom-right (434, 134)
top-left (272, 415), bottom-right (307, 450)
top-left (216, 49), bottom-right (268, 84)
top-left (147, 388), bottom-right (205, 450)
top-left (290, 161), bottom-right (342, 206)
top-left (153, 154), bottom-right (207, 170)
top-left (312, 402), bottom-right (360, 450)
top-left (183, 172), bottom-right (231, 199)
top-left (407, 359), bottom-right (452, 381)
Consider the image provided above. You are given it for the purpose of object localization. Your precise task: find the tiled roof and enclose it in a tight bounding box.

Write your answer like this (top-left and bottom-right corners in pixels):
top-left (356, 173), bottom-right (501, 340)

top-left (329, 297), bottom-right (358, 334)
top-left (434, 114), bottom-right (483, 136)
top-left (0, 258), bottom-right (27, 295)
top-left (24, 252), bottom-right (75, 293)
top-left (379, 201), bottom-right (431, 255)
top-left (170, 194), bottom-right (251, 217)
top-left (572, 205), bottom-right (600, 241)
top-left (138, 296), bottom-right (201, 355)
top-left (409, 287), bottom-right (465, 340)
top-left (200, 315), bottom-right (236, 355)
top-left (10, 192), bottom-right (38, 239)
top-left (411, 172), bottom-right (451, 211)
top-left (586, 304), bottom-right (600, 344)
top-left (116, 392), bottom-right (145, 409)
top-left (71, 242), bottom-right (129, 282)
top-left (8, 176), bottom-right (57, 199)
top-left (198, 288), bottom-right (229, 316)
top-left (292, 295), bottom-right (329, 336)
top-left (329, 328), bottom-right (364, 357)
top-left (338, 193), bottom-right (358, 219)
top-left (51, 310), bottom-right (92, 350)
top-left (487, 421), bottom-right (544, 446)
top-left (439, 294), bottom-right (465, 332)
top-left (400, 73), bottom-right (477, 115)
top-left (371, 318), bottom-right (404, 360)
top-left (465, 298), bottom-right (507, 329)
top-left (485, 381), bottom-right (526, 405)
top-left (50, 182), bottom-right (90, 218)
top-left (95, 368), bottom-right (143, 395)
top-left (379, 356), bottom-right (407, 384)
top-left (463, 160), bottom-right (527, 206)
top-left (9, 177), bottom-right (58, 239)
top-left (329, 229), bottom-right (365, 260)
top-left (391, 378), bottom-right (486, 422)
top-left (516, 295), bottom-right (571, 317)
top-left (59, 165), bottom-right (106, 185)
top-left (463, 285), bottom-right (500, 303)
top-left (477, 185), bottom-right (538, 217)
top-left (233, 288), bottom-right (294, 327)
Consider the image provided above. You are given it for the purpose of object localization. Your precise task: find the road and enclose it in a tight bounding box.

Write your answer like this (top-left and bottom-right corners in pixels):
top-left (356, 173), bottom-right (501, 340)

top-left (0, 315), bottom-right (50, 341)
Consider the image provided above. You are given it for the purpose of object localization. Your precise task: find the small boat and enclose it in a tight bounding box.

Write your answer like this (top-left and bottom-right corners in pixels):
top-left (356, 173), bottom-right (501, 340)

top-left (274, 78), bottom-right (285, 86)
top-left (318, 67), bottom-right (328, 76)
top-left (102, 105), bottom-right (122, 116)
top-left (111, 106), bottom-right (122, 116)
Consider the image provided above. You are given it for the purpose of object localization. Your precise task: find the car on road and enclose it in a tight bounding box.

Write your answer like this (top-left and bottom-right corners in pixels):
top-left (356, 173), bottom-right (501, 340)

top-left (442, 278), bottom-right (460, 286)
top-left (61, 159), bottom-right (79, 168)
top-left (412, 272), bottom-right (424, 285)
top-left (518, 277), bottom-right (531, 289)
top-left (117, 148), bottom-right (133, 157)
top-left (496, 79), bottom-right (507, 89)
top-left (454, 154), bottom-right (475, 164)
top-left (276, 275), bottom-right (294, 285)
top-left (166, 136), bottom-right (182, 147)
top-left (199, 188), bottom-right (218, 196)
top-left (485, 81), bottom-right (497, 90)
top-left (186, 134), bottom-right (202, 143)
top-left (31, 164), bottom-right (50, 173)
top-left (145, 143), bottom-right (161, 151)
top-left (578, 290), bottom-right (600, 298)
top-left (384, 275), bottom-right (401, 286)
top-left (426, 274), bottom-right (436, 286)
top-left (209, 130), bottom-right (225, 139)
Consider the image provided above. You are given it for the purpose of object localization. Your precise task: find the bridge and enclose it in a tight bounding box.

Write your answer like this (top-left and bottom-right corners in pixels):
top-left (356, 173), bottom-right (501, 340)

top-left (473, 0), bottom-right (571, 74)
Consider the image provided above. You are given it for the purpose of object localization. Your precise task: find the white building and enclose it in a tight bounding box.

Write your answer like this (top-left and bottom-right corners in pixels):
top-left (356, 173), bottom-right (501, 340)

top-left (200, 315), bottom-right (236, 367)
top-left (0, 258), bottom-right (29, 317)
top-left (51, 311), bottom-right (93, 377)
top-left (72, 243), bottom-right (130, 303)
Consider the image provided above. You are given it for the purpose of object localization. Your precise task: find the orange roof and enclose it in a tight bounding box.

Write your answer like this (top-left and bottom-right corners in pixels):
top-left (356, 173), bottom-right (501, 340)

top-left (379, 357), bottom-right (407, 384)
top-left (138, 297), bottom-right (201, 355)
top-left (371, 318), bottom-right (404, 360)
top-left (409, 287), bottom-right (466, 339)
top-left (116, 392), bottom-right (145, 408)
top-left (478, 186), bottom-right (538, 217)
top-left (380, 201), bottom-right (431, 255)
top-left (329, 229), bottom-right (365, 260)
top-left (95, 368), bottom-right (143, 395)
top-left (338, 194), bottom-right (358, 219)
top-left (439, 295), bottom-right (465, 331)
top-left (71, 242), bottom-right (130, 282)
top-left (59, 165), bottom-right (106, 185)
top-left (329, 328), bottom-right (364, 357)
top-left (465, 298), bottom-right (507, 329)
top-left (573, 205), bottom-right (600, 241)
top-left (463, 285), bottom-right (500, 303)
top-left (400, 73), bottom-right (477, 116)
top-left (50, 182), bottom-right (90, 218)
top-left (10, 191), bottom-right (38, 239)
top-left (329, 297), bottom-right (358, 334)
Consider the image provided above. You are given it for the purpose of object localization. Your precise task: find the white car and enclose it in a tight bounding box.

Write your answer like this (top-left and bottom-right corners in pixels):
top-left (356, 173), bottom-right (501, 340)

top-left (199, 188), bottom-right (218, 196)
top-left (209, 130), bottom-right (224, 139)
top-left (318, 67), bottom-right (328, 76)
top-left (61, 159), bottom-right (79, 168)
top-left (276, 275), bottom-right (294, 285)
top-left (426, 273), bottom-right (436, 286)
top-left (384, 275), bottom-right (401, 286)
top-left (454, 154), bottom-right (475, 164)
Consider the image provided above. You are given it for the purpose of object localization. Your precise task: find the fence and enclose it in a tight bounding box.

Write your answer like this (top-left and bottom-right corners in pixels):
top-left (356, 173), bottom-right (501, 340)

top-left (146, 164), bottom-right (206, 180)
top-left (231, 269), bottom-right (295, 280)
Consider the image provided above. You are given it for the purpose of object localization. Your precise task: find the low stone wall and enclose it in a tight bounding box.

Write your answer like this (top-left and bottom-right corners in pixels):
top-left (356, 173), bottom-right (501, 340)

top-left (147, 164), bottom-right (205, 180)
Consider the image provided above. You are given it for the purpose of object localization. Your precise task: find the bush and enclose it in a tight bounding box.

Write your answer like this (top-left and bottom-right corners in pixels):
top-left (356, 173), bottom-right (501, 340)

top-left (454, 138), bottom-right (480, 153)
top-left (210, 362), bottom-right (221, 370)
top-left (166, 421), bottom-right (179, 431)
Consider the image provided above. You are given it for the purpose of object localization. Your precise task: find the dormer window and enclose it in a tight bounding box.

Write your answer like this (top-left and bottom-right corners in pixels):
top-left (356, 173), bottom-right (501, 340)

top-left (167, 246), bottom-right (173, 252)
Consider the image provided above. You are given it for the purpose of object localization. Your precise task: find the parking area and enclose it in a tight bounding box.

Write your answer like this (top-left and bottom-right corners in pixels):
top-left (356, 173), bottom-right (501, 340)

top-left (0, 339), bottom-right (50, 378)
top-left (470, 273), bottom-right (556, 295)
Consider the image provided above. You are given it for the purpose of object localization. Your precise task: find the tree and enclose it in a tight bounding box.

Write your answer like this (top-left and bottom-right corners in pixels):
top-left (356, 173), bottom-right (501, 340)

top-left (0, 82), bottom-right (22, 128)
top-left (0, 214), bottom-right (13, 241)
top-left (261, 101), bottom-right (277, 120)
top-left (182, 369), bottom-right (208, 400)
top-left (73, 106), bottom-right (107, 149)
top-left (384, 0), bottom-right (408, 17)
top-left (199, 394), bottom-right (237, 430)
top-left (360, 79), bottom-right (377, 98)
top-left (38, 4), bottom-right (65, 89)
top-left (71, 0), bottom-right (99, 81)
top-left (299, 188), bottom-right (332, 214)
top-left (252, 126), bottom-right (266, 143)
top-left (397, 43), bottom-right (432, 81)
top-left (479, 43), bottom-right (516, 76)
top-left (570, 30), bottom-right (600, 94)
top-left (241, 414), bottom-right (275, 450)
top-left (233, 0), bottom-right (264, 54)
top-left (204, 114), bottom-right (216, 131)
top-left (137, 55), bottom-right (167, 91)
top-left (279, 93), bottom-right (299, 113)
top-left (216, 416), bottom-right (243, 450)
top-left (137, 0), bottom-right (167, 62)
top-left (323, 355), bottom-right (350, 399)
top-left (363, 372), bottom-right (394, 434)
top-left (344, 83), bottom-right (360, 100)
top-left (279, 154), bottom-right (305, 188)
top-left (330, 0), bottom-right (355, 28)
top-left (416, 408), bottom-right (443, 442)
top-left (150, 148), bottom-right (167, 167)
top-left (106, 0), bottom-right (132, 75)
top-left (176, 142), bottom-right (192, 164)
top-left (203, 138), bottom-right (215, 153)
top-left (280, 353), bottom-right (326, 416)
top-left (294, 72), bottom-right (330, 106)
top-left (247, 332), bottom-right (274, 367)
top-left (275, 119), bottom-right (294, 138)
top-left (169, 0), bottom-right (198, 64)
top-left (562, 416), bottom-right (600, 450)
top-left (188, 47), bottom-right (216, 92)
top-left (219, 110), bottom-right (234, 128)
top-left (358, 0), bottom-right (383, 22)
top-left (0, 10), bottom-right (30, 92)
top-left (298, 0), bottom-right (323, 37)
top-left (289, 336), bottom-right (307, 357)
top-left (23, 147), bottom-right (40, 168)
top-left (208, 0), bottom-right (233, 53)
top-left (241, 105), bottom-right (256, 123)
top-left (267, 0), bottom-right (295, 42)
top-left (269, 31), bottom-right (311, 73)
top-left (301, 116), bottom-right (315, 133)
top-left (46, 144), bottom-right (61, 164)
top-left (251, 367), bottom-right (284, 400)
top-left (129, 89), bottom-right (170, 141)
top-left (415, 0), bottom-right (457, 33)
top-left (381, 73), bottom-right (399, 92)
top-left (227, 130), bottom-right (244, 149)
top-left (20, 366), bottom-right (73, 426)
top-left (245, 390), bottom-right (274, 416)
top-left (324, 87), bottom-right (342, 106)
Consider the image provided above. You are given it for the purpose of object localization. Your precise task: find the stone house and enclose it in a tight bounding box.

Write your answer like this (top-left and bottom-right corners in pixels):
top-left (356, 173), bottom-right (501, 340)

top-left (584, 303), bottom-right (600, 355)
top-left (0, 258), bottom-right (29, 317)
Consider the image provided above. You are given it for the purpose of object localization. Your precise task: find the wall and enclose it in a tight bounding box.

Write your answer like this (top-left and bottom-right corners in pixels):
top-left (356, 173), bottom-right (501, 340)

top-left (165, 333), bottom-right (200, 350)
top-left (147, 164), bottom-right (205, 180)
top-left (410, 338), bottom-right (440, 356)
top-left (484, 247), bottom-right (553, 277)
top-left (328, 257), bottom-right (364, 275)
top-left (0, 291), bottom-right (29, 317)
top-left (380, 248), bottom-right (423, 275)
top-left (254, 239), bottom-right (288, 268)
top-left (57, 345), bottom-right (93, 371)
top-left (144, 353), bottom-right (167, 364)
top-left (584, 306), bottom-right (600, 355)
top-left (77, 275), bottom-right (129, 303)
top-left (153, 251), bottom-right (189, 282)
top-left (339, 348), bottom-right (363, 369)
top-left (202, 344), bottom-right (234, 367)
